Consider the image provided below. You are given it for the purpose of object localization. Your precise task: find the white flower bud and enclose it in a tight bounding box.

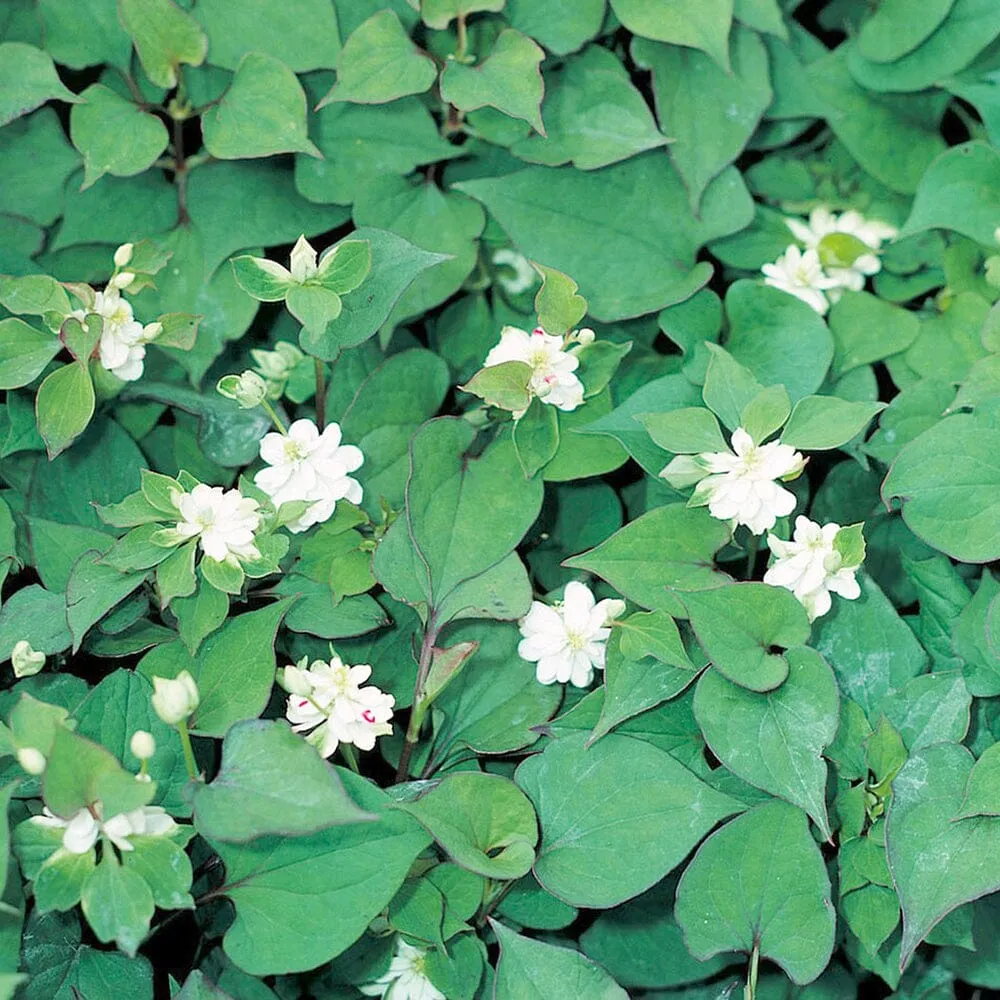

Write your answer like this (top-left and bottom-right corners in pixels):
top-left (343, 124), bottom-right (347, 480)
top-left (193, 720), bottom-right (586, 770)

top-left (575, 327), bottom-right (595, 346)
top-left (114, 243), bottom-right (134, 268)
top-left (11, 640), bottom-right (45, 679)
top-left (278, 661), bottom-right (313, 697)
top-left (110, 271), bottom-right (136, 290)
top-left (16, 747), bottom-right (46, 775)
top-left (217, 370), bottom-right (268, 409)
top-left (151, 671), bottom-right (199, 725)
top-left (130, 730), bottom-right (156, 760)
top-left (289, 235), bottom-right (318, 283)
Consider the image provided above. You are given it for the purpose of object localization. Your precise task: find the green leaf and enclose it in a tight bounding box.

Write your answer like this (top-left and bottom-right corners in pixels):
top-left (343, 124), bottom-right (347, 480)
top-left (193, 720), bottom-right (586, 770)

top-left (202, 52), bottom-right (321, 160)
top-left (701, 342), bottom-right (765, 430)
top-left (781, 396), bottom-right (885, 450)
top-left (516, 733), bottom-right (744, 908)
top-left (67, 549), bottom-right (146, 650)
top-left (117, 0), bottom-right (207, 88)
top-left (813, 575), bottom-right (927, 721)
top-left (694, 647), bottom-right (839, 838)
top-left (841, 884), bottom-right (900, 957)
top-left (80, 851), bottom-right (154, 957)
top-left (682, 583), bottom-right (812, 692)
top-left (60, 314), bottom-right (101, 366)
top-left (192, 720), bottom-right (373, 841)
top-left (675, 800), bottom-right (836, 984)
top-left (230, 256), bottom-right (293, 301)
top-left (900, 142), bottom-right (1000, 247)
top-left (35, 362), bottom-right (95, 459)
top-left (318, 10), bottom-right (437, 106)
top-left (211, 769), bottom-right (431, 975)
top-left (455, 154), bottom-right (753, 323)
top-left (564, 503), bottom-right (732, 618)
top-left (590, 627), bottom-right (698, 743)
top-left (298, 227), bottom-right (448, 358)
top-left (0, 585), bottom-right (72, 659)
top-left (504, 0), bottom-right (605, 56)
top-left (533, 263), bottom-right (586, 336)
top-left (37, 0), bottom-right (133, 70)
top-left (0, 43), bottom-right (81, 127)
top-left (191, 0), bottom-right (341, 72)
top-left (491, 920), bottom-right (628, 1000)
top-left (399, 772), bottom-right (537, 880)
top-left (0, 318), bottom-right (60, 390)
top-left (882, 411), bottom-right (1000, 563)
top-left (881, 672), bottom-right (971, 751)
top-left (887, 743), bottom-right (1000, 967)
top-left (513, 44), bottom-right (668, 171)
top-left (829, 291), bottom-right (921, 378)
top-left (441, 29), bottom-right (545, 133)
top-left (724, 280), bottom-right (834, 402)
top-left (639, 407), bottom-right (727, 454)
top-left (0, 272), bottom-right (72, 318)
top-left (806, 46), bottom-right (946, 195)
top-left (513, 399), bottom-right (560, 478)
top-left (610, 0), bottom-right (734, 70)
top-left (857, 0), bottom-right (955, 63)
top-left (402, 419), bottom-right (543, 611)
top-left (315, 239), bottom-right (372, 295)
top-left (634, 26), bottom-right (771, 211)
top-left (574, 341), bottom-right (631, 399)
top-left (957, 742), bottom-right (1000, 818)
top-left (460, 360), bottom-right (533, 413)
top-left (172, 579), bottom-right (229, 654)
top-left (285, 284), bottom-right (343, 333)
top-left (740, 384), bottom-right (792, 445)
top-left (69, 83), bottom-right (168, 188)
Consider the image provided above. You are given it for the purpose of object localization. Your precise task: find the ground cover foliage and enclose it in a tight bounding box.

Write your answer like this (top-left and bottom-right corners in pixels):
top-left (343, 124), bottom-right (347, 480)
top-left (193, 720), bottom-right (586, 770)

top-left (1, 0), bottom-right (1000, 996)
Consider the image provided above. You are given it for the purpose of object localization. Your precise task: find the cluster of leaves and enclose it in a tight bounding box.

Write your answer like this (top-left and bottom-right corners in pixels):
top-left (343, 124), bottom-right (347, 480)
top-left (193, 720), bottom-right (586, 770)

top-left (2, 0), bottom-right (1000, 997)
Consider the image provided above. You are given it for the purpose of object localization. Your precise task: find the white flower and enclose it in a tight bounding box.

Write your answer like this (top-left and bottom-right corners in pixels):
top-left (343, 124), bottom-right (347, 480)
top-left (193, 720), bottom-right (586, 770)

top-left (254, 419), bottom-right (364, 534)
top-left (764, 516), bottom-right (863, 620)
top-left (175, 484), bottom-right (262, 563)
top-left (32, 804), bottom-right (177, 855)
top-left (217, 370), bottom-right (268, 408)
top-left (761, 245), bottom-right (839, 315)
top-left (151, 670), bottom-right (200, 726)
top-left (784, 207), bottom-right (897, 299)
top-left (11, 640), bottom-right (45, 678)
top-left (491, 248), bottom-right (537, 295)
top-left (130, 731), bottom-right (156, 761)
top-left (251, 341), bottom-right (304, 399)
top-left (17, 748), bottom-right (46, 775)
top-left (517, 581), bottom-right (625, 688)
top-left (79, 287), bottom-right (160, 382)
top-left (483, 325), bottom-right (584, 414)
top-left (283, 654), bottom-right (394, 759)
top-left (675, 427), bottom-right (806, 536)
top-left (359, 938), bottom-right (444, 1000)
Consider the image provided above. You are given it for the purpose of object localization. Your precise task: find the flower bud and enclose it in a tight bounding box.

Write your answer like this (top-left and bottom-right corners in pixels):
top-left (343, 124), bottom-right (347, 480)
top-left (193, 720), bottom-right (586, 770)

top-left (130, 730), bottom-right (156, 760)
top-left (151, 671), bottom-right (199, 725)
top-left (217, 370), bottom-right (268, 409)
top-left (110, 271), bottom-right (136, 290)
top-left (11, 640), bottom-right (45, 678)
top-left (574, 327), bottom-right (595, 346)
top-left (16, 747), bottom-right (46, 775)
top-left (114, 243), bottom-right (134, 268)
top-left (278, 661), bottom-right (313, 697)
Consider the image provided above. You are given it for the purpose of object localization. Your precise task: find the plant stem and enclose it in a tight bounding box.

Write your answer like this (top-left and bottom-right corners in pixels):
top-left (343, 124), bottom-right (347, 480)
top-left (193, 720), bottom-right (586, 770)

top-left (260, 399), bottom-right (288, 434)
top-left (177, 720), bottom-right (199, 781)
top-left (455, 11), bottom-right (468, 62)
top-left (314, 359), bottom-right (326, 430)
top-left (394, 615), bottom-right (439, 783)
top-left (745, 533), bottom-right (760, 579)
top-left (478, 879), bottom-right (515, 925)
top-left (171, 114), bottom-right (189, 226)
top-left (340, 743), bottom-right (360, 774)
top-left (745, 944), bottom-right (760, 1000)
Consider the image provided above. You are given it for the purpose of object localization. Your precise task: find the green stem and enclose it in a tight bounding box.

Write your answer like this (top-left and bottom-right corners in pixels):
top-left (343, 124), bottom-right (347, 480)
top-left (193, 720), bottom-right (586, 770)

top-left (314, 359), bottom-right (327, 431)
top-left (340, 743), bottom-right (360, 774)
top-left (394, 615), bottom-right (440, 783)
top-left (745, 944), bottom-right (760, 1000)
top-left (260, 399), bottom-right (288, 435)
top-left (745, 533), bottom-right (760, 580)
top-left (455, 11), bottom-right (468, 62)
top-left (177, 720), bottom-right (199, 781)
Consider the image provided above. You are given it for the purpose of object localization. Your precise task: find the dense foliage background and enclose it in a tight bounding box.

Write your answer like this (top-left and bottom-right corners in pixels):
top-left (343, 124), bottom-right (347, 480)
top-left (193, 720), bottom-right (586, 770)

top-left (2, 0), bottom-right (1000, 996)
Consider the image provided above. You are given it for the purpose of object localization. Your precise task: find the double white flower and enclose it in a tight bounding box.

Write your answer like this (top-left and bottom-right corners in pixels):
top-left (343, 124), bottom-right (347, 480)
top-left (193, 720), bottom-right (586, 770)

top-left (254, 418), bottom-right (364, 533)
top-left (282, 654), bottom-right (394, 759)
top-left (764, 516), bottom-right (863, 620)
top-left (518, 581), bottom-right (625, 688)
top-left (175, 484), bottom-right (262, 564)
top-left (359, 938), bottom-right (443, 1000)
top-left (33, 803), bottom-right (177, 855)
top-left (762, 207), bottom-right (897, 315)
top-left (661, 427), bottom-right (805, 536)
top-left (483, 325), bottom-right (586, 414)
